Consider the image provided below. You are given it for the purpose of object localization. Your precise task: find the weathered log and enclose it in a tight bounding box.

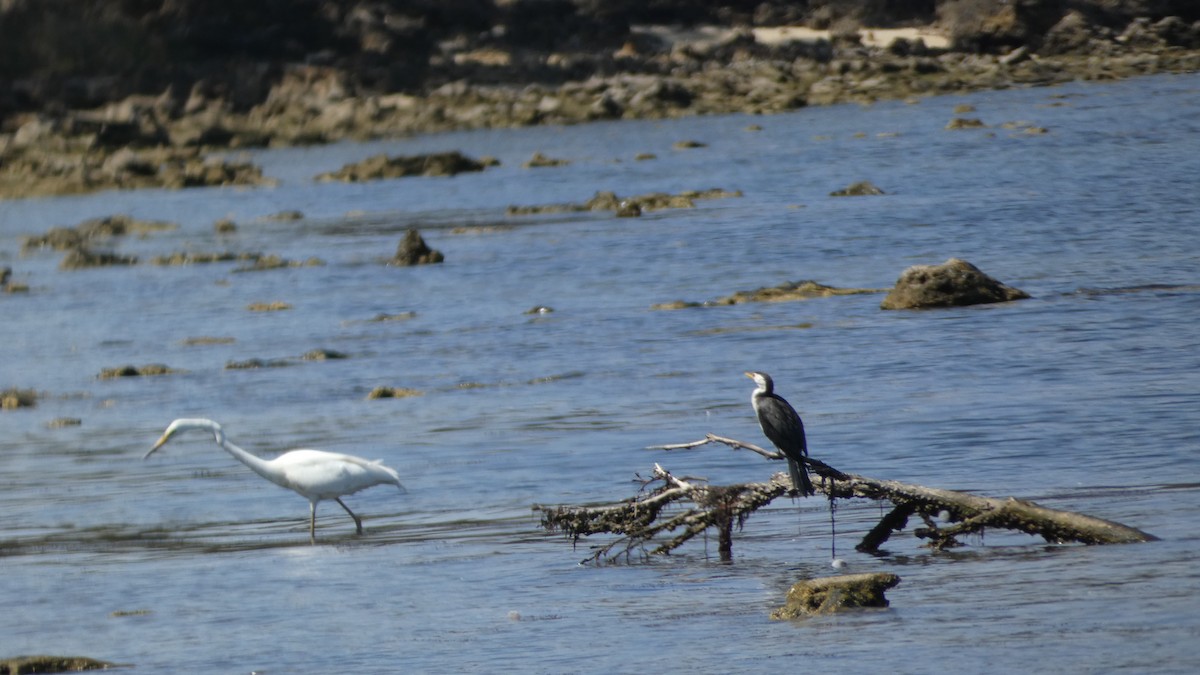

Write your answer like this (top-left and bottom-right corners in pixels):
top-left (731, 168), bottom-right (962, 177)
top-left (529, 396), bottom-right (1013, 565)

top-left (535, 434), bottom-right (1157, 564)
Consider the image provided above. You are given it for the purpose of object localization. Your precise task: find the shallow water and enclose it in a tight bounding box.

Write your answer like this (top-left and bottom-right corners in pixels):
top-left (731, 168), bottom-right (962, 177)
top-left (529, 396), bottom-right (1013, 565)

top-left (2, 73), bottom-right (1199, 673)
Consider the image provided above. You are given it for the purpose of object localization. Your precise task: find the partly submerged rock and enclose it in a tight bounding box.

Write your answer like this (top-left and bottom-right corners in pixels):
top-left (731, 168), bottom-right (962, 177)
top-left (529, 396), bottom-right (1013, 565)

top-left (771, 572), bottom-right (901, 619)
top-left (316, 151), bottom-right (491, 182)
top-left (523, 152), bottom-right (569, 168)
top-left (945, 117), bottom-right (988, 129)
top-left (301, 349), bottom-right (348, 361)
top-left (1, 388), bottom-right (38, 409)
top-left (654, 280), bottom-right (882, 309)
top-left (151, 251), bottom-right (260, 265)
top-left (714, 280), bottom-right (882, 305)
top-left (263, 210), bottom-right (305, 221)
top-left (59, 247), bottom-right (138, 270)
top-left (97, 364), bottom-right (182, 379)
top-left (392, 228), bottom-right (444, 266)
top-left (367, 311), bottom-right (417, 322)
top-left (246, 301), bottom-right (292, 312)
top-left (0, 655), bottom-right (116, 673)
top-left (880, 257), bottom-right (1030, 309)
top-left (366, 386), bottom-right (423, 399)
top-left (830, 180), bottom-right (885, 196)
top-left (507, 188), bottom-right (741, 216)
top-left (233, 254), bottom-right (325, 272)
top-left (22, 214), bottom-right (176, 252)
top-left (226, 358), bottom-right (292, 369)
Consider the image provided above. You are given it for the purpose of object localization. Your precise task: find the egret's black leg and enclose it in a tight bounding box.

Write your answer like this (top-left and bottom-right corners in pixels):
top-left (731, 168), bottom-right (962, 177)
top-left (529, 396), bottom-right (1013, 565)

top-left (336, 498), bottom-right (363, 534)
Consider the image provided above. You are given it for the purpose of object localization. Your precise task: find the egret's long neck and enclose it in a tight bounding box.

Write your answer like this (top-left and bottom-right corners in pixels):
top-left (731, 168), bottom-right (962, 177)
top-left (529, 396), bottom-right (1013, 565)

top-left (211, 426), bottom-right (284, 486)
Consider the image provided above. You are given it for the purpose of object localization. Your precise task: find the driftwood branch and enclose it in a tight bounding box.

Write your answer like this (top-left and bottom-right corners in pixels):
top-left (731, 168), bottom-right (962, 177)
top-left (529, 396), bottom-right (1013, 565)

top-left (536, 435), bottom-right (1157, 564)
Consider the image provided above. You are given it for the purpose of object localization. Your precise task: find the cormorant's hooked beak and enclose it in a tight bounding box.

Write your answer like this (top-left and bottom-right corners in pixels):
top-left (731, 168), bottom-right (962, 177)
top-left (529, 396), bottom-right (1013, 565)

top-left (743, 371), bottom-right (756, 380)
top-left (143, 433), bottom-right (170, 460)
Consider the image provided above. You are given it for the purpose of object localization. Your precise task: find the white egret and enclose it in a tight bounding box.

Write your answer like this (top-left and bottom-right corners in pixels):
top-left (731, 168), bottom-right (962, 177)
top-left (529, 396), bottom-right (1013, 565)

top-left (145, 418), bottom-right (404, 543)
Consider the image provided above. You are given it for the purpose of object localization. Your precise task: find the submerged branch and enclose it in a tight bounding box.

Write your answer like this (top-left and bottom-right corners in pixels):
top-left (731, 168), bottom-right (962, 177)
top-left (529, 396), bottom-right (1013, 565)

top-left (537, 435), bottom-right (1157, 564)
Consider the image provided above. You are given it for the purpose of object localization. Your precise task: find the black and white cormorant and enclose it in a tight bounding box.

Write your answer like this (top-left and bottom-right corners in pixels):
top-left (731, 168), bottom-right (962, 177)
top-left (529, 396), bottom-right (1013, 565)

top-left (746, 371), bottom-right (815, 497)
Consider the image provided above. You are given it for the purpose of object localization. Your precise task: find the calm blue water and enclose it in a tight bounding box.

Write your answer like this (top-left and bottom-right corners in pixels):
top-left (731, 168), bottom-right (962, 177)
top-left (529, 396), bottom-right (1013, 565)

top-left (2, 73), bottom-right (1199, 673)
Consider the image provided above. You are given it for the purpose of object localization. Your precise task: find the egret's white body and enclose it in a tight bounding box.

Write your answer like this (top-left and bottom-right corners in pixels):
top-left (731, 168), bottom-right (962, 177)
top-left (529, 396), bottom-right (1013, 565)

top-left (146, 418), bottom-right (404, 543)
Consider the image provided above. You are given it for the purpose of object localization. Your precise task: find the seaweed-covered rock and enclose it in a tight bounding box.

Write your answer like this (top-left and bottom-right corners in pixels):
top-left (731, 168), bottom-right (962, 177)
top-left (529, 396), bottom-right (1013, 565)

top-left (263, 210), bottom-right (305, 221)
top-left (98, 364), bottom-right (182, 379)
top-left (830, 180), bottom-right (885, 196)
top-left (392, 229), bottom-right (444, 266)
top-left (247, 301), bottom-right (292, 311)
top-left (151, 251), bottom-right (260, 265)
top-left (507, 187), bottom-right (741, 216)
top-left (653, 279), bottom-right (882, 309)
top-left (59, 247), bottom-right (138, 270)
top-left (367, 386), bottom-right (423, 399)
top-left (1, 388), bottom-right (38, 409)
top-left (880, 258), bottom-right (1030, 309)
top-left (945, 117), bottom-right (988, 129)
top-left (23, 214), bottom-right (176, 252)
top-left (771, 573), bottom-right (901, 619)
top-left (715, 280), bottom-right (882, 305)
top-left (367, 311), bottom-right (417, 322)
top-left (234, 254), bottom-right (325, 272)
top-left (316, 151), bottom-right (492, 182)
top-left (523, 152), bottom-right (569, 168)
top-left (301, 349), bottom-right (348, 361)
top-left (226, 358), bottom-right (292, 369)
top-left (0, 654), bottom-right (116, 673)
top-left (180, 336), bottom-right (236, 346)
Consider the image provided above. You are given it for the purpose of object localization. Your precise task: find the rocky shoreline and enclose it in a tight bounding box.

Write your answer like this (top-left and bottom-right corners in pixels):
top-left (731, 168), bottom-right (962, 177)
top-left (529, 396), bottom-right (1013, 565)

top-left (2, 1), bottom-right (1199, 199)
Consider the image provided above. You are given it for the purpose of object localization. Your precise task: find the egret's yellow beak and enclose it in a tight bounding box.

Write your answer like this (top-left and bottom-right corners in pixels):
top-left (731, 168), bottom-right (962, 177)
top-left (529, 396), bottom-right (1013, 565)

top-left (144, 433), bottom-right (170, 460)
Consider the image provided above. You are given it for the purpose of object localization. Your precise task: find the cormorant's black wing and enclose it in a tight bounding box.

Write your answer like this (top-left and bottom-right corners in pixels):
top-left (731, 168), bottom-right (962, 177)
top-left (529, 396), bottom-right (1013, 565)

top-left (756, 393), bottom-right (815, 496)
top-left (756, 393), bottom-right (808, 461)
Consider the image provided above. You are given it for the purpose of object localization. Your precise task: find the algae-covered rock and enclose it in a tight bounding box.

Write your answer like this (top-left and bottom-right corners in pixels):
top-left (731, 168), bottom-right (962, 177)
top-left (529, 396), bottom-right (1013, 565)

top-left (507, 187), bottom-right (740, 216)
top-left (946, 117), bottom-right (988, 129)
top-left (714, 280), bottom-right (882, 305)
top-left (1, 388), bottom-right (38, 409)
top-left (654, 280), bottom-right (882, 310)
top-left (880, 257), bottom-right (1030, 309)
top-left (301, 349), bottom-right (348, 361)
top-left (316, 151), bottom-right (491, 182)
top-left (225, 358), bottom-right (292, 369)
top-left (98, 364), bottom-right (182, 379)
top-left (771, 572), bottom-right (901, 619)
top-left (246, 301), bottom-right (292, 312)
top-left (59, 247), bottom-right (138, 270)
top-left (830, 180), bottom-right (885, 196)
top-left (367, 386), bottom-right (423, 399)
top-left (392, 229), bottom-right (444, 266)
top-left (0, 654), bottom-right (116, 673)
top-left (523, 152), bottom-right (569, 168)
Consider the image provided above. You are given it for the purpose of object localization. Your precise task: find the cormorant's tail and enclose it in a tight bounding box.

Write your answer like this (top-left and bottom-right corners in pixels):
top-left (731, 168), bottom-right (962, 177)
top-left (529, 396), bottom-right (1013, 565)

top-left (788, 458), bottom-right (815, 497)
